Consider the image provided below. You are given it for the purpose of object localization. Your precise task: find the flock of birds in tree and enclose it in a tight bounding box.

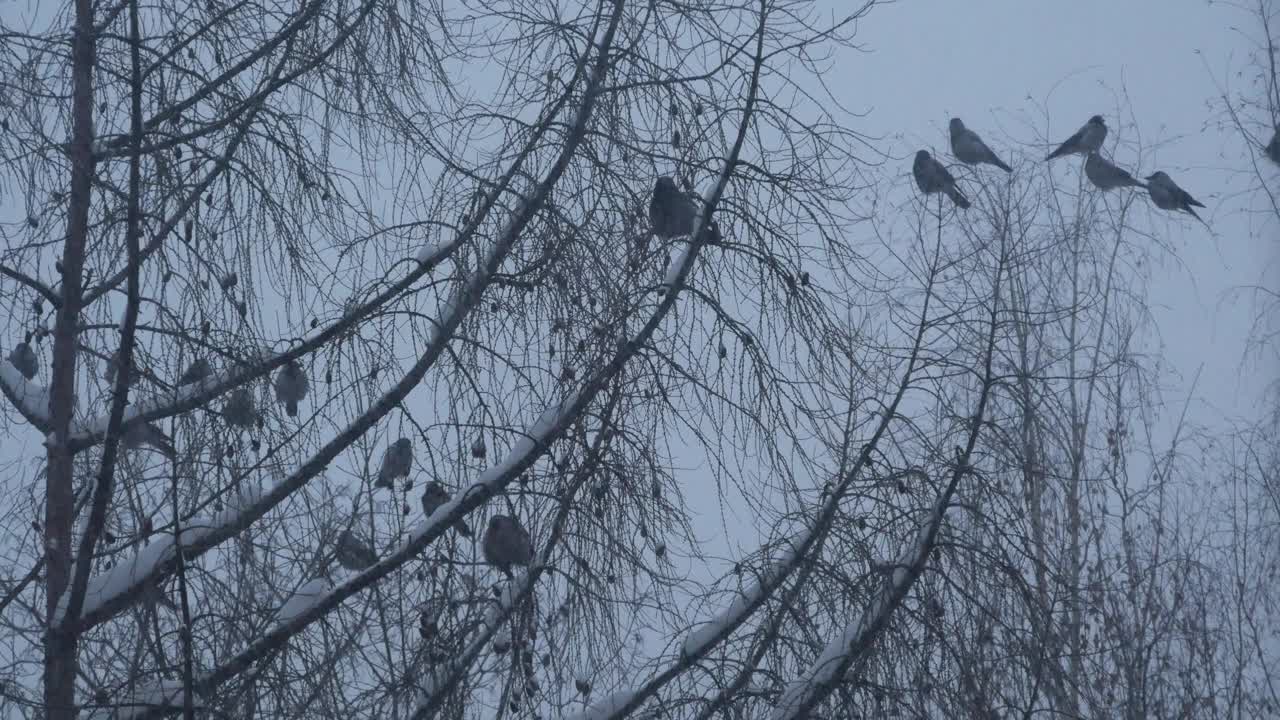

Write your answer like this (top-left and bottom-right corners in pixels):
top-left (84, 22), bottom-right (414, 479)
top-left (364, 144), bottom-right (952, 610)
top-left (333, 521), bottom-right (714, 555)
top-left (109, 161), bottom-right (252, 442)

top-left (2, 342), bottom-right (536, 581)
top-left (647, 115), bottom-right (1280, 242)
top-left (4, 112), bottom-right (1278, 597)
top-left (332, 435), bottom-right (533, 576)
top-left (913, 115), bottom-right (1213, 223)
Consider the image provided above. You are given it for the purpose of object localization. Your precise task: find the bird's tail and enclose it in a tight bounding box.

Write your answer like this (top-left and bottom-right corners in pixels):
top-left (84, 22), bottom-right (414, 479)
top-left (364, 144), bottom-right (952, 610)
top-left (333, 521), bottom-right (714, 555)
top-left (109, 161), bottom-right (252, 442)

top-left (287, 400), bottom-right (298, 417)
top-left (993, 157), bottom-right (1013, 173)
top-left (948, 187), bottom-right (971, 210)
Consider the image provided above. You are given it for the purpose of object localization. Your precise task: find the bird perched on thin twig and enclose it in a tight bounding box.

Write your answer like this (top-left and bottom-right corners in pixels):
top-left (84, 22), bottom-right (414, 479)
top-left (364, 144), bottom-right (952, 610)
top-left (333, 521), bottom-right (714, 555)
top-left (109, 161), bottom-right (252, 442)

top-left (1046, 115), bottom-right (1107, 160)
top-left (1084, 152), bottom-right (1145, 191)
top-left (7, 342), bottom-right (37, 380)
top-left (649, 176), bottom-right (719, 241)
top-left (949, 118), bottom-right (1012, 172)
top-left (913, 151), bottom-right (970, 209)
top-left (335, 529), bottom-right (377, 571)
top-left (483, 515), bottom-right (533, 579)
top-left (1265, 127), bottom-right (1280, 167)
top-left (177, 358), bottom-right (211, 386)
top-left (421, 481), bottom-right (473, 537)
top-left (273, 360), bottom-right (308, 417)
top-left (1145, 171), bottom-right (1207, 224)
top-left (123, 421), bottom-right (176, 459)
top-left (377, 438), bottom-right (413, 489)
top-left (222, 388), bottom-right (258, 429)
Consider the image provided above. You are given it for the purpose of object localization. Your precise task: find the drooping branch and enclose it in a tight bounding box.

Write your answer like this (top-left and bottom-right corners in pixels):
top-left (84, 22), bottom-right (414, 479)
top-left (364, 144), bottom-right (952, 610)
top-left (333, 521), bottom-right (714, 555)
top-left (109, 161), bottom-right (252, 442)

top-left (769, 245), bottom-right (1007, 719)
top-left (60, 0), bottom-right (623, 639)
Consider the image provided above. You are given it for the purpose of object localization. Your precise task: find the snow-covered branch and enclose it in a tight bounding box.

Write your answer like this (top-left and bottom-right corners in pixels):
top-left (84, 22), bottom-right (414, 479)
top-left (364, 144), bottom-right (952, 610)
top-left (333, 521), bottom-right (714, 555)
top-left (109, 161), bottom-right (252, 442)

top-left (768, 247), bottom-right (1007, 719)
top-left (412, 391), bottom-right (624, 719)
top-left (0, 362), bottom-right (51, 429)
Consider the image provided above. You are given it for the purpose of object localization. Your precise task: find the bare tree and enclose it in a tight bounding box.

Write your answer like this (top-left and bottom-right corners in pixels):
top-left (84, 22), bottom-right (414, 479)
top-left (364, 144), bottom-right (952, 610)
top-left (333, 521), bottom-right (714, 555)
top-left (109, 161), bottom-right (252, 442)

top-left (0, 1), bottom-right (1274, 719)
top-left (0, 0), bottom-right (893, 717)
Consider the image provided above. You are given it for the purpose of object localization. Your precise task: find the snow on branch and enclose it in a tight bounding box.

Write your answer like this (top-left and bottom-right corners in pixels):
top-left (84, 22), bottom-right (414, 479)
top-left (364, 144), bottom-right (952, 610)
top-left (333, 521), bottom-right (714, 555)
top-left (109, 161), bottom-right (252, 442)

top-left (411, 565), bottom-right (536, 713)
top-left (566, 691), bottom-right (640, 720)
top-left (770, 264), bottom-right (1002, 718)
top-left (70, 371), bottom-right (229, 442)
top-left (0, 361), bottom-right (51, 428)
top-left (663, 243), bottom-right (690, 288)
top-left (54, 485), bottom-right (264, 624)
top-left (769, 493), bottom-right (948, 719)
top-left (54, 538), bottom-right (175, 626)
top-left (83, 679), bottom-right (201, 720)
top-left (204, 386), bottom-right (586, 705)
top-left (68, 222), bottom-right (466, 452)
top-left (681, 530), bottom-right (809, 659)
top-left (274, 577), bottom-right (333, 625)
top-left (415, 233), bottom-right (461, 266)
top-left (61, 222), bottom-right (510, 632)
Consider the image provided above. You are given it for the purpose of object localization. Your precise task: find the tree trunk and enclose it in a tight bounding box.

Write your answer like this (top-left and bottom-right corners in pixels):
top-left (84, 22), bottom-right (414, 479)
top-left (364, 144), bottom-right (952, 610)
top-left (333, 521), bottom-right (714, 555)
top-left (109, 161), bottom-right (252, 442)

top-left (45, 0), bottom-right (95, 716)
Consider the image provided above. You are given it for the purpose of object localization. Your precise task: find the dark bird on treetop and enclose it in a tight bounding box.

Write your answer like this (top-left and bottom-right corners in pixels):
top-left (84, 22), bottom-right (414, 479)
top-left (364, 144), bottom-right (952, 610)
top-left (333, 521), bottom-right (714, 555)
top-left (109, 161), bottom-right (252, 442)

top-left (1046, 115), bottom-right (1107, 160)
top-left (1145, 170), bottom-right (1207, 225)
top-left (949, 118), bottom-right (1012, 172)
top-left (1084, 152), bottom-right (1145, 191)
top-left (912, 150), bottom-right (970, 209)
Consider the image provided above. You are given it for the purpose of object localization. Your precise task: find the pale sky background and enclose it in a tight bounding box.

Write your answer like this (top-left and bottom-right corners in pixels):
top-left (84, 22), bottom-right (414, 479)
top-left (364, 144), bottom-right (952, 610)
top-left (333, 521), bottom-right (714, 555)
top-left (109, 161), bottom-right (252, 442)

top-left (0, 0), bottom-right (1275, 709)
top-left (824, 0), bottom-right (1276, 424)
top-left (667, 0), bottom-right (1278, 655)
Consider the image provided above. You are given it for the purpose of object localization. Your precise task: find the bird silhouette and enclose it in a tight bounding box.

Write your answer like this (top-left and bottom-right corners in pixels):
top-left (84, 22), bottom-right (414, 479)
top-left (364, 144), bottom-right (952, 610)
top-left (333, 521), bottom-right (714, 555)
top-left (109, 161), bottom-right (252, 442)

top-left (222, 388), bottom-right (257, 429)
top-left (949, 118), bottom-right (1012, 172)
top-left (273, 360), bottom-right (309, 417)
top-left (377, 438), bottom-right (413, 489)
top-left (483, 515), bottom-right (534, 578)
top-left (1266, 127), bottom-right (1280, 167)
top-left (421, 481), bottom-right (473, 537)
top-left (7, 342), bottom-right (37, 380)
top-left (1084, 153), bottom-right (1145, 191)
top-left (1047, 115), bottom-right (1107, 160)
top-left (335, 529), bottom-right (377, 571)
top-left (649, 176), bottom-right (720, 241)
top-left (177, 358), bottom-right (211, 386)
top-left (1145, 171), bottom-right (1207, 224)
top-left (913, 150), bottom-right (970, 209)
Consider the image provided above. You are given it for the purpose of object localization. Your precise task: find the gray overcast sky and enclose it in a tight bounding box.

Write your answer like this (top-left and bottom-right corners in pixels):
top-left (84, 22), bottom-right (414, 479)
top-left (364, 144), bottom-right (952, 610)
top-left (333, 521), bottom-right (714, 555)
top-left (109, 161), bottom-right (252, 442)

top-left (822, 0), bottom-right (1277, 423)
top-left (0, 0), bottom-right (1272, 710)
top-left (674, 0), bottom-right (1276, 584)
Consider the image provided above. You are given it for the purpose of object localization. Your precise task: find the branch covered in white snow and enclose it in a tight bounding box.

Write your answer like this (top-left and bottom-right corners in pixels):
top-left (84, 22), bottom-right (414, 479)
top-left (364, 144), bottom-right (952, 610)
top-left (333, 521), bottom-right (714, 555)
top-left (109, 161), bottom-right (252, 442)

top-left (0, 361), bottom-right (52, 429)
top-left (768, 253), bottom-right (1007, 720)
